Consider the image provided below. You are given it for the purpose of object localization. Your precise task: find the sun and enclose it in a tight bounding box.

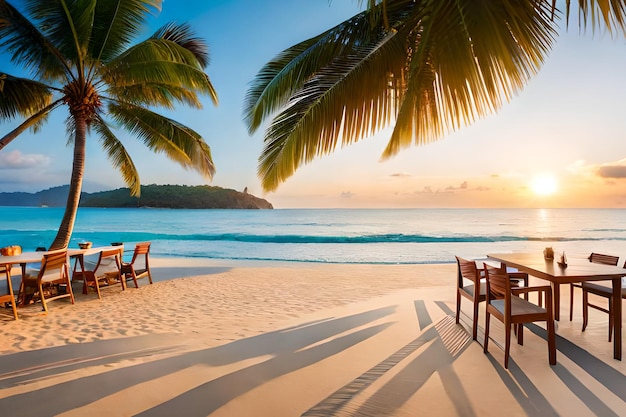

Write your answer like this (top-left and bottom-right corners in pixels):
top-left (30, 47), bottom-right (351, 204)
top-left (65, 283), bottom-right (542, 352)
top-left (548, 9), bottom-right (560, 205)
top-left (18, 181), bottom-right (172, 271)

top-left (531, 173), bottom-right (558, 196)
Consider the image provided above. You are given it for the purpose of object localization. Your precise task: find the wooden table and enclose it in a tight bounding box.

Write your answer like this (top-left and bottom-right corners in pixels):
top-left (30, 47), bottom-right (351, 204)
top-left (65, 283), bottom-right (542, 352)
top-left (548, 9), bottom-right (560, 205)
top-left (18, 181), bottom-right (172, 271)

top-left (0, 246), bottom-right (125, 301)
top-left (487, 252), bottom-right (625, 360)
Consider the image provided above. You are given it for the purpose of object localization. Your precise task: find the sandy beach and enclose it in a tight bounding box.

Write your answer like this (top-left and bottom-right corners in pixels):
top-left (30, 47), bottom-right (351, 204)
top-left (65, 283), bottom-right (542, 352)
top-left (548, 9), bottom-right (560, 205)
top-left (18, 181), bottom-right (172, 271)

top-left (0, 258), bottom-right (625, 416)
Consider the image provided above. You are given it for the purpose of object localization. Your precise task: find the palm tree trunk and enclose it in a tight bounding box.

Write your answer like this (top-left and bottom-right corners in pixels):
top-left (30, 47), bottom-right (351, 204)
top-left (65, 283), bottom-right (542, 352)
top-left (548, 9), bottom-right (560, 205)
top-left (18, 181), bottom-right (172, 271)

top-left (50, 117), bottom-right (87, 250)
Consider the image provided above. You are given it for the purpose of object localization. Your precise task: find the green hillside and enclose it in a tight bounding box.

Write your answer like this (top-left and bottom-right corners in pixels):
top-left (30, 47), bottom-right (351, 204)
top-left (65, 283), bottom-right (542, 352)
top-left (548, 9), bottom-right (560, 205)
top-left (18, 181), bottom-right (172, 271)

top-left (0, 185), bottom-right (273, 209)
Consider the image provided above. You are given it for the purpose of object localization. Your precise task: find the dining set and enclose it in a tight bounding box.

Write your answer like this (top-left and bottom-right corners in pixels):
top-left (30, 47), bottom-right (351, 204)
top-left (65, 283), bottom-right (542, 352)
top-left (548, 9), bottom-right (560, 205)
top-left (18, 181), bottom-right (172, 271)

top-left (0, 242), bottom-right (153, 320)
top-left (456, 251), bottom-right (625, 368)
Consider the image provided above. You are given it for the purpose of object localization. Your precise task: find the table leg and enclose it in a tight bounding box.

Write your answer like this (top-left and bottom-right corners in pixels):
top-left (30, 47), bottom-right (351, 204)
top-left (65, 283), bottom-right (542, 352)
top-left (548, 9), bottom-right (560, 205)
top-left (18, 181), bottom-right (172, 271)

top-left (613, 277), bottom-right (622, 360)
top-left (17, 263), bottom-right (27, 306)
top-left (76, 255), bottom-right (88, 295)
top-left (552, 282), bottom-right (560, 321)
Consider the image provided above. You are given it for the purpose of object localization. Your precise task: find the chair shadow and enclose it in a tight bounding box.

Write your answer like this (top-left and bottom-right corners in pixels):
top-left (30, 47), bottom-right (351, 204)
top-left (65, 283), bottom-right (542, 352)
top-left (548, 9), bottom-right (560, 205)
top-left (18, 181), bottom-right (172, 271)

top-left (0, 306), bottom-right (396, 417)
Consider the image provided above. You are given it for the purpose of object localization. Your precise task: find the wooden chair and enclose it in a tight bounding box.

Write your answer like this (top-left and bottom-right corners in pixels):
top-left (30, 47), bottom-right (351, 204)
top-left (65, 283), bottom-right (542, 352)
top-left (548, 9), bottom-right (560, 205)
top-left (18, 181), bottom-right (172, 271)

top-left (581, 259), bottom-right (625, 342)
top-left (121, 242), bottom-right (153, 288)
top-left (74, 248), bottom-right (123, 299)
top-left (483, 263), bottom-right (556, 369)
top-left (455, 256), bottom-right (529, 341)
top-left (20, 249), bottom-right (75, 313)
top-left (0, 264), bottom-right (18, 320)
top-left (456, 256), bottom-right (486, 341)
top-left (569, 252), bottom-right (619, 321)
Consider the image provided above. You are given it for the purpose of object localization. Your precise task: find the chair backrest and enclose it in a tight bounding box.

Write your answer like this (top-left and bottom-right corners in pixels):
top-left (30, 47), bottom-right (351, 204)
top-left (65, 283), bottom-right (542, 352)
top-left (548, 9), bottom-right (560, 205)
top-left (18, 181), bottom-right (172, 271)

top-left (483, 263), bottom-right (511, 301)
top-left (588, 253), bottom-right (619, 266)
top-left (129, 242), bottom-right (151, 268)
top-left (39, 249), bottom-right (69, 283)
top-left (94, 248), bottom-right (122, 275)
top-left (456, 256), bottom-right (480, 289)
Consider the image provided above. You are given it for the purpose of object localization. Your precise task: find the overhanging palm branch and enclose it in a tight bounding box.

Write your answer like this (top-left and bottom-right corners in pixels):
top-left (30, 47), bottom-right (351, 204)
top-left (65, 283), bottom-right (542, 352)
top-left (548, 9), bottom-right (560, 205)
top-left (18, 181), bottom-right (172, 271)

top-left (245, 0), bottom-right (626, 192)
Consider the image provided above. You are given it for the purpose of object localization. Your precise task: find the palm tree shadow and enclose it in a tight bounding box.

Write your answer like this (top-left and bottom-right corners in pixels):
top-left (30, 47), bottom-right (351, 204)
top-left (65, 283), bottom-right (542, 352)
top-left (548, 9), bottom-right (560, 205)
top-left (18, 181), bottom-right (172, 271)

top-left (0, 306), bottom-right (396, 417)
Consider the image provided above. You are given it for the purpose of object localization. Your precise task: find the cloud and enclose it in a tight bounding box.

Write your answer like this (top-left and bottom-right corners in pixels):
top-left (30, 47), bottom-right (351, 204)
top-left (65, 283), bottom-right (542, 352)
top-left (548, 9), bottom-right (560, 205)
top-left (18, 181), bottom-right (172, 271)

top-left (390, 172), bottom-right (411, 178)
top-left (415, 181), bottom-right (490, 194)
top-left (568, 158), bottom-right (626, 179)
top-left (340, 191), bottom-right (355, 198)
top-left (0, 150), bottom-right (50, 169)
top-left (597, 159), bottom-right (626, 179)
top-left (413, 186), bottom-right (434, 194)
top-left (445, 181), bottom-right (468, 192)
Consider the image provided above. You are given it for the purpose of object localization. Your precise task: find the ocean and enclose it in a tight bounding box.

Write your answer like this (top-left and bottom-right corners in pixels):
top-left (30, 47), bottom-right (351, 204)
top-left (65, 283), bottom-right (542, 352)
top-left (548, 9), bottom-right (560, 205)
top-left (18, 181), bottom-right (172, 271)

top-left (1, 207), bottom-right (625, 264)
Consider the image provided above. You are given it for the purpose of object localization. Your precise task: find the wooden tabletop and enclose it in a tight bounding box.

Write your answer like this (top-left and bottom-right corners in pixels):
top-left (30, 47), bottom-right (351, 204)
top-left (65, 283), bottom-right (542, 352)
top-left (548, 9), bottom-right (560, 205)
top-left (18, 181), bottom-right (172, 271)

top-left (0, 245), bottom-right (123, 266)
top-left (487, 252), bottom-right (625, 284)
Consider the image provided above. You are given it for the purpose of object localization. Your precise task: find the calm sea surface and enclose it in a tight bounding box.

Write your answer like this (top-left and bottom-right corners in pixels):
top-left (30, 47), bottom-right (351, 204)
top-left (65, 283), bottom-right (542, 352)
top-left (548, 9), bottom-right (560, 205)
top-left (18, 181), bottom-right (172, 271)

top-left (1, 207), bottom-right (625, 264)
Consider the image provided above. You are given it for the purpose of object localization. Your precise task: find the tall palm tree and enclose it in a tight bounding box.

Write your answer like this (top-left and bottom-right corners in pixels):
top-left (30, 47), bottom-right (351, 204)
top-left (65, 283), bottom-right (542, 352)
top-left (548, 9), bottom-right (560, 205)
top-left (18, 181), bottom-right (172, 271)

top-left (0, 0), bottom-right (217, 249)
top-left (244, 0), bottom-right (626, 192)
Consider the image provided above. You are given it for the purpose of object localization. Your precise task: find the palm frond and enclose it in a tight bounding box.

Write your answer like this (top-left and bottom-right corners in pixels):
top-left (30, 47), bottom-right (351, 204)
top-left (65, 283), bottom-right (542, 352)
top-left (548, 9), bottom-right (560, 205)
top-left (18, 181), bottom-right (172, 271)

top-left (104, 83), bottom-right (203, 109)
top-left (89, 0), bottom-right (162, 64)
top-left (108, 102), bottom-right (215, 178)
top-left (152, 22), bottom-right (210, 68)
top-left (103, 38), bottom-right (217, 105)
top-left (0, 73), bottom-right (54, 119)
top-left (0, 1), bottom-right (69, 80)
top-left (93, 117), bottom-right (141, 195)
top-left (254, 1), bottom-right (418, 190)
top-left (258, 29), bottom-right (406, 191)
top-left (0, 100), bottom-right (61, 151)
top-left (243, 12), bottom-right (381, 134)
top-left (243, 34), bottom-right (325, 134)
top-left (561, 0), bottom-right (626, 34)
top-left (250, 0), bottom-right (561, 190)
top-left (385, 0), bottom-right (556, 157)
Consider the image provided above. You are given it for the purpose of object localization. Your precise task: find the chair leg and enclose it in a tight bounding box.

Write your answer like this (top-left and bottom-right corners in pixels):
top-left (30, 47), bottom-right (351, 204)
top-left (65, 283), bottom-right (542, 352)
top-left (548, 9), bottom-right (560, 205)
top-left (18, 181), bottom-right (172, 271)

top-left (38, 282), bottom-right (48, 314)
top-left (569, 283), bottom-right (574, 321)
top-left (93, 275), bottom-right (102, 300)
top-left (582, 289), bottom-right (589, 331)
top-left (504, 321), bottom-right (511, 369)
top-left (608, 299), bottom-right (613, 343)
top-left (517, 324), bottom-right (524, 346)
top-left (4, 270), bottom-right (18, 320)
top-left (67, 279), bottom-right (75, 305)
top-left (483, 311), bottom-right (491, 354)
top-left (455, 291), bottom-right (461, 324)
top-left (9, 295), bottom-right (18, 320)
top-left (472, 297), bottom-right (479, 341)
top-left (547, 319), bottom-right (556, 365)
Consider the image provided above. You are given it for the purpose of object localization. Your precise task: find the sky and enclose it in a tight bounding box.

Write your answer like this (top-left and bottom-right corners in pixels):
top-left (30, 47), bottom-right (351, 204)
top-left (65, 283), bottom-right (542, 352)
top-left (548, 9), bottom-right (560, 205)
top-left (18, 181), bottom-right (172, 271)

top-left (1, 1), bottom-right (626, 208)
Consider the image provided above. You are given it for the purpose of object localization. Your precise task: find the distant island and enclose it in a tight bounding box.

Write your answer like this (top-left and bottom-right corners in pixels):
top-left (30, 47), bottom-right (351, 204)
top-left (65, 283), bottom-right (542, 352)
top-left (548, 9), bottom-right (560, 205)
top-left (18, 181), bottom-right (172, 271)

top-left (0, 184), bottom-right (273, 209)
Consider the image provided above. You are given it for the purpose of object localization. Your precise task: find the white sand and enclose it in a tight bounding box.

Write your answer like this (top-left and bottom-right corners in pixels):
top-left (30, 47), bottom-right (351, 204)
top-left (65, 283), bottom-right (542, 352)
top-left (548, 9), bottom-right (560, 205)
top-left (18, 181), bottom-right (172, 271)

top-left (0, 258), bottom-right (624, 416)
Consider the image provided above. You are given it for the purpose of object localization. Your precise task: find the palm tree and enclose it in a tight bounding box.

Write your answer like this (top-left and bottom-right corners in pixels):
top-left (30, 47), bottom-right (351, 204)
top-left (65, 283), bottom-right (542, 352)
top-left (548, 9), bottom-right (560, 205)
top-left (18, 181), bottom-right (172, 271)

top-left (0, 0), bottom-right (217, 249)
top-left (244, 0), bottom-right (626, 192)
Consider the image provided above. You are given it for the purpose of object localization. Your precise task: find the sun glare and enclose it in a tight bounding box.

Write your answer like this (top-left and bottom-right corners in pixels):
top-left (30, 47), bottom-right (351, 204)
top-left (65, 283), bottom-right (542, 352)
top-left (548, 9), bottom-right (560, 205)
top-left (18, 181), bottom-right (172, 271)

top-left (531, 173), bottom-right (558, 196)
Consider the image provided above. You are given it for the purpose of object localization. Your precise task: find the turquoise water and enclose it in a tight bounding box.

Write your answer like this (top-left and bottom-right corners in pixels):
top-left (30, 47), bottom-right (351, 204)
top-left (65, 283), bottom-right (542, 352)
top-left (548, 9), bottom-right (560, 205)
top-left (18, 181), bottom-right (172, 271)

top-left (1, 207), bottom-right (625, 264)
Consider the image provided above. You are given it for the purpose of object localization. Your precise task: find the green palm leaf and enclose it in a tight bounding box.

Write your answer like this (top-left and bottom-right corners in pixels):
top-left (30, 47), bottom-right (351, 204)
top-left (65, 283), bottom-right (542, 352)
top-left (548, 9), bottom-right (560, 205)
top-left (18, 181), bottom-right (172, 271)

top-left (0, 73), bottom-right (54, 119)
top-left (249, 0), bottom-right (623, 191)
top-left (107, 102), bottom-right (215, 178)
top-left (103, 36), bottom-right (217, 105)
top-left (92, 117), bottom-right (141, 195)
top-left (89, 0), bottom-right (162, 63)
top-left (0, 1), bottom-right (69, 80)
top-left (152, 22), bottom-right (210, 68)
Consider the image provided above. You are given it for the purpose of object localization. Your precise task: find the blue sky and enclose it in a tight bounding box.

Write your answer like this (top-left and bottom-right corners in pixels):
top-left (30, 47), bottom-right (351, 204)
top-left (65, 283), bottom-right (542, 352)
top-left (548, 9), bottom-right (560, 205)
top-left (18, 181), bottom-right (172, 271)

top-left (2, 1), bottom-right (626, 208)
